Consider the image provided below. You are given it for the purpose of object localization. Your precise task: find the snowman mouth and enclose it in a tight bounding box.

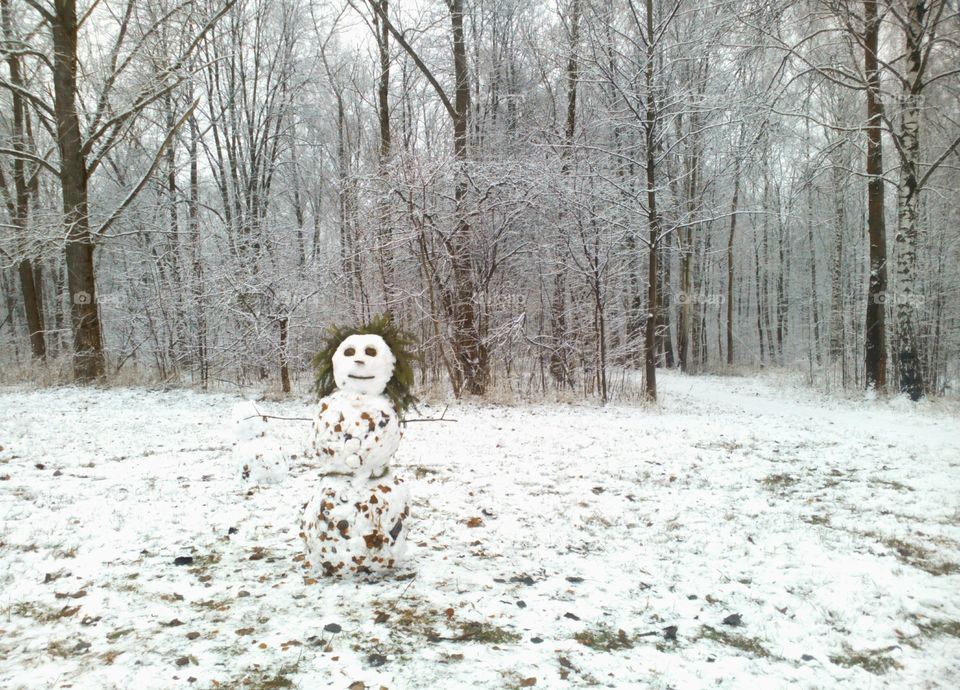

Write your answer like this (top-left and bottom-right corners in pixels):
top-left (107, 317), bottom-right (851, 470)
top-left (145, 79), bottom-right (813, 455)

top-left (348, 374), bottom-right (375, 380)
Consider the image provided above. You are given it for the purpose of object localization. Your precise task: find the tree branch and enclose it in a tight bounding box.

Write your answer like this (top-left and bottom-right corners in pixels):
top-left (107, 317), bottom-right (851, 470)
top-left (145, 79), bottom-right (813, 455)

top-left (22, 0), bottom-right (53, 24)
top-left (360, 0), bottom-right (458, 122)
top-left (83, 0), bottom-right (237, 155)
top-left (0, 76), bottom-right (55, 115)
top-left (93, 99), bottom-right (198, 238)
top-left (918, 131), bottom-right (960, 190)
top-left (0, 146), bottom-right (59, 176)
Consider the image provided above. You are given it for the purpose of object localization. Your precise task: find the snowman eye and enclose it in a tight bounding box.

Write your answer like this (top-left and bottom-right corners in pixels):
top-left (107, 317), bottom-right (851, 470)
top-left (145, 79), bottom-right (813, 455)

top-left (365, 346), bottom-right (378, 357)
top-left (344, 347), bottom-right (356, 357)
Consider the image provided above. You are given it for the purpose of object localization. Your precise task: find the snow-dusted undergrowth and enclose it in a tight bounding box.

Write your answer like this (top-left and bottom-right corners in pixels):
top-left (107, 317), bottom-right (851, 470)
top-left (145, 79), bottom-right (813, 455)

top-left (1, 373), bottom-right (959, 689)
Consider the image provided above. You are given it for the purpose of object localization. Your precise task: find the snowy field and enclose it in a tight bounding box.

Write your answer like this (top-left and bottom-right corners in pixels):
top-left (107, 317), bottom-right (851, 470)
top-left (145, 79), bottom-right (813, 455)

top-left (1, 372), bottom-right (959, 689)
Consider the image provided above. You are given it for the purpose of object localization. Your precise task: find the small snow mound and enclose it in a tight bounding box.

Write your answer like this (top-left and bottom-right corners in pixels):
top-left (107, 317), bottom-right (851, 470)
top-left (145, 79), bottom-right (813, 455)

top-left (236, 437), bottom-right (289, 484)
top-left (230, 400), bottom-right (267, 442)
top-left (230, 400), bottom-right (289, 484)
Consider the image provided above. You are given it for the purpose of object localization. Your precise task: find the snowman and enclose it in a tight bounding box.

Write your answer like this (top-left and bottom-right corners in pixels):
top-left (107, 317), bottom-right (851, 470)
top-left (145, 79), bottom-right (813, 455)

top-left (300, 317), bottom-right (416, 577)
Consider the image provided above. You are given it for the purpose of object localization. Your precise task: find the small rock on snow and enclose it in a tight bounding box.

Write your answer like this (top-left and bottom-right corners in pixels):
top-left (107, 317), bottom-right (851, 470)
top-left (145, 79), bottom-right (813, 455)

top-left (367, 653), bottom-right (388, 667)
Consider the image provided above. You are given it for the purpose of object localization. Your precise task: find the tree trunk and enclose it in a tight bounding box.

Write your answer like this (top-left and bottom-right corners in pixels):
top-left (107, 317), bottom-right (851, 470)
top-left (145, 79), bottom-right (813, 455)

top-left (188, 115), bottom-right (208, 387)
top-left (642, 0), bottom-right (658, 401)
top-left (776, 205), bottom-right (788, 358)
top-left (1, 269), bottom-right (19, 362)
top-left (754, 235), bottom-right (765, 365)
top-left (593, 260), bottom-right (607, 403)
top-left (760, 174), bottom-right (775, 362)
top-left (677, 226), bottom-right (693, 372)
top-left (549, 0), bottom-right (580, 389)
top-left (376, 0), bottom-right (392, 161)
top-left (863, 0), bottom-right (887, 392)
top-left (279, 315), bottom-right (290, 393)
top-left (694, 220), bottom-right (710, 367)
top-left (678, 60), bottom-right (706, 373)
top-left (658, 242), bottom-right (675, 368)
top-left (336, 92), bottom-right (352, 300)
top-left (726, 152), bottom-right (742, 367)
top-left (51, 0), bottom-right (105, 381)
top-left (448, 0), bottom-right (487, 395)
top-left (805, 168), bottom-right (821, 365)
top-left (893, 0), bottom-right (925, 400)
top-left (3, 0), bottom-right (45, 360)
top-left (374, 0), bottom-right (395, 315)
top-left (562, 0), bottom-right (580, 174)
top-left (829, 163), bottom-right (845, 366)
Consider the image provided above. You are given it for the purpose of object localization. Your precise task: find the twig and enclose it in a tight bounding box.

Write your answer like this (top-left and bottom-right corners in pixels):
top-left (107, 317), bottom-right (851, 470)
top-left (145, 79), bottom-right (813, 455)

top-left (212, 377), bottom-right (245, 390)
top-left (243, 413), bottom-right (312, 423)
top-left (402, 417), bottom-right (458, 423)
top-left (241, 401), bottom-right (313, 423)
top-left (402, 404), bottom-right (458, 424)
top-left (389, 574), bottom-right (418, 611)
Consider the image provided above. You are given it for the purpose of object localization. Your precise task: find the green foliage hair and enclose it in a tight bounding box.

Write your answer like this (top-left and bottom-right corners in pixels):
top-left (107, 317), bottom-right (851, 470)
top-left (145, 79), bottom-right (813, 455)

top-left (312, 314), bottom-right (419, 416)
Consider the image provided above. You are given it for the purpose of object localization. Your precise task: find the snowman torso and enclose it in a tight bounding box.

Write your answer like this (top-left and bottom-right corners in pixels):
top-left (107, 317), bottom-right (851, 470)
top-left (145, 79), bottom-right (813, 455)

top-left (309, 390), bottom-right (401, 479)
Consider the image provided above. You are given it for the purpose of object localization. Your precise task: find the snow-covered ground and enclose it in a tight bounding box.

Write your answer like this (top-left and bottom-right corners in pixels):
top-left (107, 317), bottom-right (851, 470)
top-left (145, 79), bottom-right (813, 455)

top-left (1, 372), bottom-right (959, 689)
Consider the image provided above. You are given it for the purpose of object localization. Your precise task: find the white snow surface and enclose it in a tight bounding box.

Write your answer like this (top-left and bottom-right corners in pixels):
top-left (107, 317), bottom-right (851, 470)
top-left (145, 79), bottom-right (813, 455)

top-left (1, 372), bottom-right (959, 689)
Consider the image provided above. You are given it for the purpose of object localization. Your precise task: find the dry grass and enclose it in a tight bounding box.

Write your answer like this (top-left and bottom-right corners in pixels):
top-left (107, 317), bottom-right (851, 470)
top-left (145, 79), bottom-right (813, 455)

top-left (871, 533), bottom-right (960, 576)
top-left (574, 625), bottom-right (635, 651)
top-left (696, 626), bottom-right (772, 659)
top-left (829, 643), bottom-right (903, 675)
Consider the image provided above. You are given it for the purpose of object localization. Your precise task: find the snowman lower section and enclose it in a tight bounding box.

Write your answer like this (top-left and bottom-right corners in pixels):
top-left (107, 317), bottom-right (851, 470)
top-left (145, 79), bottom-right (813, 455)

top-left (300, 474), bottom-right (410, 577)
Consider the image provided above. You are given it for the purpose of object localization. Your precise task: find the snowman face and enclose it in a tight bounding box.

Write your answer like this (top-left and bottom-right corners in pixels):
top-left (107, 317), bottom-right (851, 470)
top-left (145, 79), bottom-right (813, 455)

top-left (332, 334), bottom-right (395, 396)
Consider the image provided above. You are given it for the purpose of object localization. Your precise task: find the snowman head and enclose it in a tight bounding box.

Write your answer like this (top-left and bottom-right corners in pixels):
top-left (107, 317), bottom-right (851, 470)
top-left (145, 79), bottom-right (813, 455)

top-left (332, 333), bottom-right (395, 396)
top-left (313, 315), bottom-right (418, 414)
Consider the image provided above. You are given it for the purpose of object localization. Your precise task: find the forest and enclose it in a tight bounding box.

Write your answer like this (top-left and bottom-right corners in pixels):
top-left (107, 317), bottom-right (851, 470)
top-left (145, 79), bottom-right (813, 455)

top-left (1, 0), bottom-right (958, 401)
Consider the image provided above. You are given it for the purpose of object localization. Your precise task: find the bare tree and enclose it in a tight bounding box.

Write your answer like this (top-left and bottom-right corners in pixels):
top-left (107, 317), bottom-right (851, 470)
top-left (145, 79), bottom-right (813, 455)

top-left (885, 0), bottom-right (960, 400)
top-left (364, 0), bottom-right (489, 395)
top-left (0, 0), bottom-right (232, 380)
top-left (1, 0), bottom-right (44, 360)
